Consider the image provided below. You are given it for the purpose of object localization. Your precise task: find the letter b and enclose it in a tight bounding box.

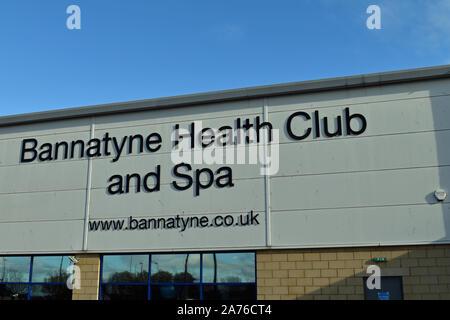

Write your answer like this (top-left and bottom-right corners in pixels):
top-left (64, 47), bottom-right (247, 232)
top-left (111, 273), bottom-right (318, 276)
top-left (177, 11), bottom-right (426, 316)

top-left (20, 138), bottom-right (38, 163)
top-left (345, 107), bottom-right (367, 135)
top-left (129, 216), bottom-right (138, 230)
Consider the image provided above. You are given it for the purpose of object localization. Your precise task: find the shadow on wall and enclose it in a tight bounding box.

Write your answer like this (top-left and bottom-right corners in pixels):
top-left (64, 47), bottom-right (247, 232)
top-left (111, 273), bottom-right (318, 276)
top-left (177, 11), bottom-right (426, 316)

top-left (268, 245), bottom-right (450, 300)
top-left (431, 79), bottom-right (450, 244)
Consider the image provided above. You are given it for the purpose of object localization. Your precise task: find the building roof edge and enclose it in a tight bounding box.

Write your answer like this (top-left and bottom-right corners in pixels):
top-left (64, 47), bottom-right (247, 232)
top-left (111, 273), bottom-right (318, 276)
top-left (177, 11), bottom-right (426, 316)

top-left (1, 64), bottom-right (450, 127)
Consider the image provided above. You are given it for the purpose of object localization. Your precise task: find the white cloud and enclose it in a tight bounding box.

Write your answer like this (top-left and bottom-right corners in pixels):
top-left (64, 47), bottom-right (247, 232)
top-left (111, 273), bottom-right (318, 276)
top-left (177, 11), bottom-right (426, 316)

top-left (427, 0), bottom-right (450, 31)
top-left (419, 0), bottom-right (450, 49)
top-left (378, 0), bottom-right (450, 54)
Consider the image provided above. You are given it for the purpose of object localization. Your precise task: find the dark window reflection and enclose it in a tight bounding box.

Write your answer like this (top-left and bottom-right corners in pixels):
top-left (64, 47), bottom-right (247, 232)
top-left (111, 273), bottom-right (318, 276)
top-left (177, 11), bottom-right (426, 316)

top-left (30, 284), bottom-right (72, 300)
top-left (102, 255), bottom-right (149, 283)
top-left (203, 253), bottom-right (255, 283)
top-left (32, 256), bottom-right (73, 283)
top-left (203, 284), bottom-right (256, 300)
top-left (0, 256), bottom-right (31, 283)
top-left (102, 285), bottom-right (148, 300)
top-left (151, 285), bottom-right (200, 300)
top-left (0, 284), bottom-right (28, 300)
top-left (98, 252), bottom-right (256, 300)
top-left (151, 254), bottom-right (200, 283)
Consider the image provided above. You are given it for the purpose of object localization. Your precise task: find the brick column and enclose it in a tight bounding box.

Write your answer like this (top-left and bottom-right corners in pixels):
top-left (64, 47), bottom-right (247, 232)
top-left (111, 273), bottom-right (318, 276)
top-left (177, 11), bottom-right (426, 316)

top-left (72, 253), bottom-right (101, 300)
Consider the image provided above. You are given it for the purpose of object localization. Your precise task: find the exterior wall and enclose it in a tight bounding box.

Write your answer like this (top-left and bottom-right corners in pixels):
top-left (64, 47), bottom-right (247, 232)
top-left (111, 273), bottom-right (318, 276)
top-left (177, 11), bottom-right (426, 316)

top-left (1, 69), bottom-right (450, 255)
top-left (257, 245), bottom-right (450, 300)
top-left (72, 254), bottom-right (100, 300)
top-left (267, 78), bottom-right (450, 248)
top-left (0, 118), bottom-right (90, 254)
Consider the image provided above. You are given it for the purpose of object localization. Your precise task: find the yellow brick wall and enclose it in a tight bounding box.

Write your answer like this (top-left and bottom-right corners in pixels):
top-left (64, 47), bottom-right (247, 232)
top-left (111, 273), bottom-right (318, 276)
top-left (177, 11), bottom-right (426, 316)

top-left (72, 254), bottom-right (101, 300)
top-left (257, 245), bottom-right (450, 300)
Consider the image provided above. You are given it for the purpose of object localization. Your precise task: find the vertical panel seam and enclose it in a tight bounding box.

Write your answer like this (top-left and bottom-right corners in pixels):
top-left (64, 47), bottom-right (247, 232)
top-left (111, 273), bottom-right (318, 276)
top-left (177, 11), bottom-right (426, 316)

top-left (82, 118), bottom-right (95, 251)
top-left (263, 98), bottom-right (272, 247)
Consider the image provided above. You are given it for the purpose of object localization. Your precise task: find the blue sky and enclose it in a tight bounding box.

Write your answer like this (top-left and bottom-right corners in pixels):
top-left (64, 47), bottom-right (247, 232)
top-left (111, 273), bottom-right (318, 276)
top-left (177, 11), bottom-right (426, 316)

top-left (0, 0), bottom-right (449, 116)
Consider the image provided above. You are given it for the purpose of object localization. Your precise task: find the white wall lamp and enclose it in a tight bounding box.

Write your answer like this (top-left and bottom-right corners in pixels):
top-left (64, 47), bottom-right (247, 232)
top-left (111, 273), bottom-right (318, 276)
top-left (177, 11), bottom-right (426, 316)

top-left (434, 189), bottom-right (447, 202)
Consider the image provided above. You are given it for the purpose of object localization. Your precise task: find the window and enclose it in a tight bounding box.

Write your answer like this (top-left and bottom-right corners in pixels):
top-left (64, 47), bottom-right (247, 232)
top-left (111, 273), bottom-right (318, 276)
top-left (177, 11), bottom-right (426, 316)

top-left (0, 257), bottom-right (31, 300)
top-left (99, 252), bottom-right (256, 300)
top-left (102, 254), bottom-right (149, 283)
top-left (1, 252), bottom-right (256, 300)
top-left (30, 256), bottom-right (73, 300)
top-left (150, 253), bottom-right (201, 300)
top-left (202, 252), bottom-right (256, 300)
top-left (0, 255), bottom-right (74, 300)
top-left (101, 254), bottom-right (149, 300)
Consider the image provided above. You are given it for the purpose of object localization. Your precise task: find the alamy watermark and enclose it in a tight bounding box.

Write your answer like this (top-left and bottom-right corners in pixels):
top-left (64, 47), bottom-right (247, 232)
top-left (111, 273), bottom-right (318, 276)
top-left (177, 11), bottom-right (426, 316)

top-left (66, 264), bottom-right (81, 290)
top-left (64, 5), bottom-right (381, 31)
top-left (366, 5), bottom-right (381, 30)
top-left (66, 5), bottom-right (81, 30)
top-left (366, 265), bottom-right (381, 290)
top-left (170, 121), bottom-right (280, 176)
